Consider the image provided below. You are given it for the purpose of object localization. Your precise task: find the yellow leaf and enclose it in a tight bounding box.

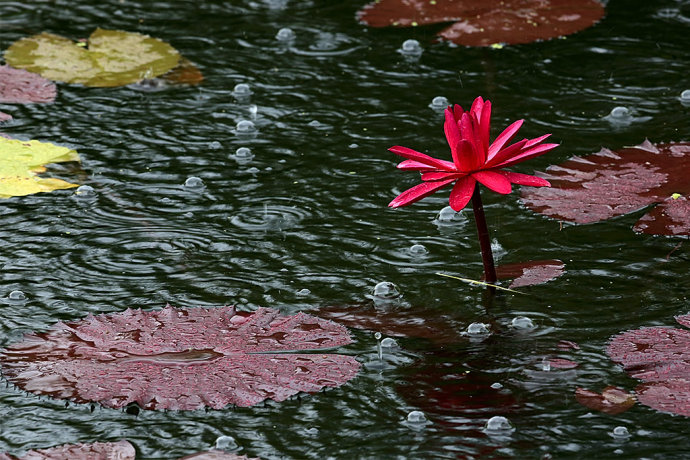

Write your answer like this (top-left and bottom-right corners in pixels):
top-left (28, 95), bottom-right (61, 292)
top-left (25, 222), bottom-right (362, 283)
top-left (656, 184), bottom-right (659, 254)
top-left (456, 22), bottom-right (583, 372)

top-left (0, 137), bottom-right (80, 198)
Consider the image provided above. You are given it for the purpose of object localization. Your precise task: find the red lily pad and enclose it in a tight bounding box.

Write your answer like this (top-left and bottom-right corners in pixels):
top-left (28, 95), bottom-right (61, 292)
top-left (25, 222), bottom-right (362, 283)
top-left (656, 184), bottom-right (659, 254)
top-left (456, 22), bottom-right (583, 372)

top-left (574, 386), bottom-right (635, 415)
top-left (606, 313), bottom-right (690, 416)
top-left (0, 440), bottom-right (136, 460)
top-left (0, 65), bottom-right (57, 104)
top-left (358, 0), bottom-right (605, 47)
top-left (0, 306), bottom-right (360, 410)
top-left (521, 141), bottom-right (690, 236)
top-left (495, 259), bottom-right (565, 288)
top-left (0, 112), bottom-right (11, 122)
top-left (547, 358), bottom-right (578, 369)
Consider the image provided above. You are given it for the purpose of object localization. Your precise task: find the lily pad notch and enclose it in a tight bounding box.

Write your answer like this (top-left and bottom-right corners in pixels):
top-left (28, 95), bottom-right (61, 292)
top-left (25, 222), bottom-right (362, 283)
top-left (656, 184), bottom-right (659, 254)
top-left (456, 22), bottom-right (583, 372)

top-left (0, 305), bottom-right (361, 410)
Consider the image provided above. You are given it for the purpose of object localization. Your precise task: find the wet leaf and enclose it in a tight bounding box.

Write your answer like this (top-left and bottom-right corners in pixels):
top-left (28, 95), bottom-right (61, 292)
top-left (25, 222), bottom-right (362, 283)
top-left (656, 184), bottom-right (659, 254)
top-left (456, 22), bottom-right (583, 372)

top-left (0, 65), bottom-right (57, 103)
top-left (495, 259), bottom-right (565, 288)
top-left (0, 306), bottom-right (360, 410)
top-left (358, 0), bottom-right (605, 47)
top-left (0, 112), bottom-right (11, 122)
top-left (0, 136), bottom-right (80, 198)
top-left (521, 141), bottom-right (690, 236)
top-left (547, 358), bottom-right (578, 369)
top-left (4, 28), bottom-right (180, 87)
top-left (0, 440), bottom-right (136, 460)
top-left (607, 314), bottom-right (690, 416)
top-left (575, 386), bottom-right (635, 415)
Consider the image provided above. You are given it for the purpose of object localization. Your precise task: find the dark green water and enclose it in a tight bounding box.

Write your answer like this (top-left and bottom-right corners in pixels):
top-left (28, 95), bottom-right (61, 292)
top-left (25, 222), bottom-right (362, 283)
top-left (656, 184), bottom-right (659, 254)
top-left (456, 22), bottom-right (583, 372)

top-left (1, 0), bottom-right (690, 458)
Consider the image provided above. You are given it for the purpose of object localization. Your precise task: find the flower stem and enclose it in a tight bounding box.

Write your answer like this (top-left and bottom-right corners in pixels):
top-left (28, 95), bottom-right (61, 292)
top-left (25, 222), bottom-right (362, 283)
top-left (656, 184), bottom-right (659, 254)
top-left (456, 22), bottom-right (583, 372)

top-left (471, 186), bottom-right (497, 284)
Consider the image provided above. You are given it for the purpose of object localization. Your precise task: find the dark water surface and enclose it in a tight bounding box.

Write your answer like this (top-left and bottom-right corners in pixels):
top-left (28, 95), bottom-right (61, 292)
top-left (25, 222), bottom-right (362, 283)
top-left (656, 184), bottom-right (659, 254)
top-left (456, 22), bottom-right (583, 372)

top-left (2, 0), bottom-right (690, 458)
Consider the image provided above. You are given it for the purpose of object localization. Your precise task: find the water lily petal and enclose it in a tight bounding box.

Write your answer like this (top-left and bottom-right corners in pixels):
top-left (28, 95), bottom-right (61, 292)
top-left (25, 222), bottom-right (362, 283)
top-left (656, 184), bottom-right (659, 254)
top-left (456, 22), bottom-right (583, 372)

top-left (473, 170), bottom-right (512, 194)
top-left (455, 139), bottom-right (482, 172)
top-left (487, 119), bottom-right (524, 160)
top-left (453, 104), bottom-right (464, 120)
top-left (397, 160), bottom-right (441, 171)
top-left (478, 99), bottom-right (492, 156)
top-left (389, 177), bottom-right (457, 208)
top-left (389, 145), bottom-right (455, 170)
top-left (444, 108), bottom-right (462, 166)
top-left (485, 138), bottom-right (529, 168)
top-left (448, 175), bottom-right (476, 211)
top-left (421, 171), bottom-right (464, 181)
top-left (500, 171), bottom-right (550, 187)
top-left (524, 133), bottom-right (552, 148)
top-left (494, 143), bottom-right (559, 168)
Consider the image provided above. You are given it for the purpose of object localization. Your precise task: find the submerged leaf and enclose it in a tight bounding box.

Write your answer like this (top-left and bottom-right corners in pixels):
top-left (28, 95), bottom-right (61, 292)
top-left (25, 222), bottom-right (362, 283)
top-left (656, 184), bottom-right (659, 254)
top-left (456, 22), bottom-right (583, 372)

top-left (358, 0), bottom-right (605, 47)
top-left (494, 260), bottom-right (565, 288)
top-left (0, 306), bottom-right (360, 410)
top-left (521, 141), bottom-right (690, 235)
top-left (5, 28), bottom-right (180, 87)
top-left (0, 65), bottom-right (57, 103)
top-left (575, 386), bottom-right (635, 415)
top-left (0, 136), bottom-right (80, 198)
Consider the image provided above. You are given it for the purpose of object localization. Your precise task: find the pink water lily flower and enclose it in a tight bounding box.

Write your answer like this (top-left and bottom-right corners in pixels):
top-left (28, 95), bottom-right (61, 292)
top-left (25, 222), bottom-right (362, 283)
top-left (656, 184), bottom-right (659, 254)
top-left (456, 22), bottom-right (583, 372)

top-left (389, 96), bottom-right (558, 211)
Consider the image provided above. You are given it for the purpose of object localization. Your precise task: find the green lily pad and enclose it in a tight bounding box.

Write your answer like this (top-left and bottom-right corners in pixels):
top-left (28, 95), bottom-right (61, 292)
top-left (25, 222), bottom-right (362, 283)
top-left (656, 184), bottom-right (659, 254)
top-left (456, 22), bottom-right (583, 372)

top-left (0, 136), bottom-right (80, 198)
top-left (4, 28), bottom-right (180, 87)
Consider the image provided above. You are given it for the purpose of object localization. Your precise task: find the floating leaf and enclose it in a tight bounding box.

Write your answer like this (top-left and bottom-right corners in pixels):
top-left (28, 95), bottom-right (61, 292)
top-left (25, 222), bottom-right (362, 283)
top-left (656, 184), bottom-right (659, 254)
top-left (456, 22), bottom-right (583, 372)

top-left (575, 386), bottom-right (635, 415)
top-left (4, 28), bottom-right (180, 87)
top-left (0, 65), bottom-right (57, 103)
top-left (607, 314), bottom-right (690, 416)
top-left (0, 112), bottom-right (11, 122)
top-left (358, 0), bottom-right (605, 47)
top-left (547, 358), bottom-right (578, 369)
top-left (0, 306), bottom-right (360, 410)
top-left (521, 141), bottom-right (690, 235)
top-left (494, 260), bottom-right (565, 288)
top-left (0, 440), bottom-right (136, 460)
top-left (0, 136), bottom-right (80, 198)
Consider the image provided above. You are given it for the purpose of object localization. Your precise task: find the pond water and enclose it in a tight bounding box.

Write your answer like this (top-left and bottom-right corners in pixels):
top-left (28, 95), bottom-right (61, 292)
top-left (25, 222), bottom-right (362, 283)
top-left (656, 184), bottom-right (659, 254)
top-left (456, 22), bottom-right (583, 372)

top-left (2, 0), bottom-right (690, 458)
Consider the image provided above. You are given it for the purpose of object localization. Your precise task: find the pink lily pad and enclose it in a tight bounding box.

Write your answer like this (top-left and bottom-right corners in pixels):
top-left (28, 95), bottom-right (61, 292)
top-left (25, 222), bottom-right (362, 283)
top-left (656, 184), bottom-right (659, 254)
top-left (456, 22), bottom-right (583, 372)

top-left (575, 386), bottom-right (635, 415)
top-left (521, 141), bottom-right (690, 236)
top-left (0, 112), bottom-right (11, 122)
top-left (0, 306), bottom-right (360, 410)
top-left (0, 440), bottom-right (136, 460)
top-left (495, 259), bottom-right (565, 288)
top-left (557, 340), bottom-right (580, 351)
top-left (0, 65), bottom-right (57, 104)
top-left (606, 313), bottom-right (690, 416)
top-left (547, 358), bottom-right (578, 369)
top-left (358, 0), bottom-right (605, 47)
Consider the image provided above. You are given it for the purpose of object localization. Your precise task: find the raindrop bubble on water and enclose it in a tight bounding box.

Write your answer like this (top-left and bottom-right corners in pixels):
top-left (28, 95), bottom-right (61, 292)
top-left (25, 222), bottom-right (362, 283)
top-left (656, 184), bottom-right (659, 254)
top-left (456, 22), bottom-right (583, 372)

top-left (381, 337), bottom-right (398, 348)
top-left (434, 206), bottom-right (466, 224)
top-left (511, 315), bottom-right (536, 330)
top-left (296, 288), bottom-right (311, 296)
top-left (209, 141), bottom-right (222, 150)
top-left (184, 176), bottom-right (204, 189)
top-left (609, 106), bottom-right (632, 120)
top-left (373, 281), bottom-right (401, 299)
top-left (234, 147), bottom-right (254, 164)
top-left (406, 410), bottom-right (427, 424)
top-left (399, 39), bottom-right (423, 57)
top-left (248, 104), bottom-right (258, 118)
top-left (236, 120), bottom-right (257, 134)
top-left (466, 322), bottom-right (490, 336)
top-left (484, 416), bottom-right (515, 435)
top-left (611, 426), bottom-right (631, 440)
top-left (233, 83), bottom-right (252, 97)
top-left (214, 435), bottom-right (239, 451)
top-left (541, 357), bottom-right (551, 372)
top-left (408, 243), bottom-right (428, 258)
top-left (8, 290), bottom-right (26, 301)
top-left (429, 96), bottom-right (449, 110)
top-left (75, 185), bottom-right (96, 197)
top-left (276, 27), bottom-right (296, 41)
top-left (491, 382), bottom-right (503, 390)
top-left (680, 90), bottom-right (690, 105)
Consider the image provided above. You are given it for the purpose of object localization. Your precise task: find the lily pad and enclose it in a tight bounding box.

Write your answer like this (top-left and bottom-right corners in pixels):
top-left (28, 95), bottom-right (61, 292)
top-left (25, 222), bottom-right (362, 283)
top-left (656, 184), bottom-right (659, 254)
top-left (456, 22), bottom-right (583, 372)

top-left (0, 65), bottom-right (56, 103)
top-left (607, 313), bottom-right (690, 416)
top-left (0, 136), bottom-right (80, 198)
top-left (0, 440), bottom-right (136, 460)
top-left (495, 259), bottom-right (565, 288)
top-left (358, 0), bottom-right (605, 47)
top-left (521, 141), bottom-right (690, 236)
top-left (0, 306), bottom-right (360, 410)
top-left (0, 112), bottom-right (11, 122)
top-left (4, 28), bottom-right (180, 87)
top-left (574, 386), bottom-right (635, 415)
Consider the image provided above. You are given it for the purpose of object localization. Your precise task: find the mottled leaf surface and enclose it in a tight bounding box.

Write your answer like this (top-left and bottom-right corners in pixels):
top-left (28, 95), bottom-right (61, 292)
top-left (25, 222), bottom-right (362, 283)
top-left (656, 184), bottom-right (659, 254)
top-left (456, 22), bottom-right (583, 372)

top-left (0, 440), bottom-right (136, 460)
top-left (0, 136), bottom-right (80, 198)
top-left (0, 65), bottom-right (56, 103)
top-left (4, 28), bottom-right (180, 87)
top-left (607, 314), bottom-right (690, 416)
top-left (495, 259), bottom-right (565, 288)
top-left (358, 0), bottom-right (605, 46)
top-left (575, 386), bottom-right (635, 415)
top-left (521, 141), bottom-right (690, 235)
top-left (0, 306), bottom-right (360, 410)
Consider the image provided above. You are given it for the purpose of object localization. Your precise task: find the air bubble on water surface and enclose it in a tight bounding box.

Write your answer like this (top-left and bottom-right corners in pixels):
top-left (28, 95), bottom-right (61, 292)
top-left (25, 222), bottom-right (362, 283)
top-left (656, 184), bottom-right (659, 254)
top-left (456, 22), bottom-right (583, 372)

top-left (236, 120), bottom-right (257, 134)
top-left (248, 104), bottom-right (258, 118)
top-left (233, 147), bottom-right (254, 165)
top-left (407, 410), bottom-right (427, 424)
top-left (484, 416), bottom-right (515, 435)
top-left (296, 288), bottom-right (311, 296)
top-left (381, 337), bottom-right (398, 348)
top-left (434, 206), bottom-right (466, 225)
top-left (214, 435), bottom-right (239, 451)
top-left (408, 243), bottom-right (428, 257)
top-left (541, 357), bottom-right (551, 372)
top-left (8, 290), bottom-right (26, 302)
top-left (233, 83), bottom-right (252, 97)
top-left (609, 106), bottom-right (632, 119)
top-left (276, 27), bottom-right (296, 42)
top-left (510, 316), bottom-right (535, 330)
top-left (399, 39), bottom-right (423, 57)
top-left (466, 322), bottom-right (490, 337)
top-left (680, 89), bottom-right (690, 106)
top-left (611, 426), bottom-right (631, 440)
top-left (184, 176), bottom-right (205, 189)
top-left (372, 281), bottom-right (400, 299)
top-left (429, 96), bottom-right (449, 111)
top-left (74, 185), bottom-right (96, 197)
top-left (491, 382), bottom-right (503, 390)
top-left (208, 141), bottom-right (222, 150)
